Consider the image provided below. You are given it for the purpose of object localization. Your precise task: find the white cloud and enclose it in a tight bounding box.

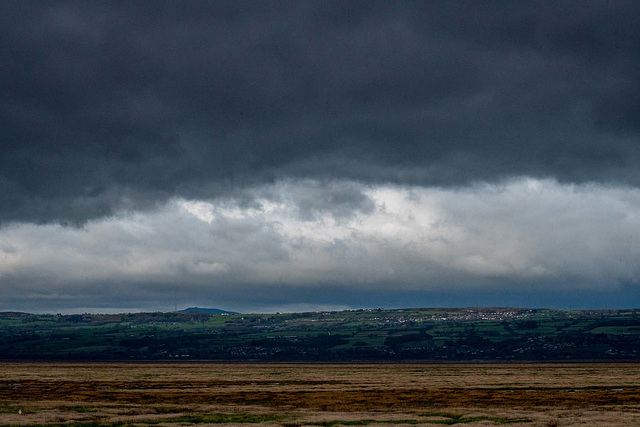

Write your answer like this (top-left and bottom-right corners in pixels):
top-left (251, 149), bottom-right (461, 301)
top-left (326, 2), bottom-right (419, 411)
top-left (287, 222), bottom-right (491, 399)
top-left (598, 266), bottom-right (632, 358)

top-left (1, 177), bottom-right (639, 311)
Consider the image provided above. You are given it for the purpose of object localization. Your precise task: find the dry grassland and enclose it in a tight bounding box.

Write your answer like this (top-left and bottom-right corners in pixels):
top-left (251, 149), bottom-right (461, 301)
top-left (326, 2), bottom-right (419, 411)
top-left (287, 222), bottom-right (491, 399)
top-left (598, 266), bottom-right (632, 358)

top-left (0, 362), bottom-right (639, 426)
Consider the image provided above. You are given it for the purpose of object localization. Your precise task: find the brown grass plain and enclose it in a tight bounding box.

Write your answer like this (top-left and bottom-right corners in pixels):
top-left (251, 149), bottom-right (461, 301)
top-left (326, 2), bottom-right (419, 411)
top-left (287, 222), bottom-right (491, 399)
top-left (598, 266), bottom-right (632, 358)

top-left (0, 362), bottom-right (639, 426)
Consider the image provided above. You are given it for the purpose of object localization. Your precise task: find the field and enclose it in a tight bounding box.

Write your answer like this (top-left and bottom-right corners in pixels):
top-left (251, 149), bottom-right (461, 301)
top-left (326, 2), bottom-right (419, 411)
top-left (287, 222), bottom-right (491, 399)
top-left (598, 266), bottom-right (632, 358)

top-left (0, 363), bottom-right (639, 426)
top-left (2, 308), bottom-right (639, 361)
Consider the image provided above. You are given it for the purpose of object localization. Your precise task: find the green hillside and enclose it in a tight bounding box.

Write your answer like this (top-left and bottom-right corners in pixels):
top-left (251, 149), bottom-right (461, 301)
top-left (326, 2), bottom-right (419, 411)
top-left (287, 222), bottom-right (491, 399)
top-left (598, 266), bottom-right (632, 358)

top-left (0, 307), bottom-right (638, 361)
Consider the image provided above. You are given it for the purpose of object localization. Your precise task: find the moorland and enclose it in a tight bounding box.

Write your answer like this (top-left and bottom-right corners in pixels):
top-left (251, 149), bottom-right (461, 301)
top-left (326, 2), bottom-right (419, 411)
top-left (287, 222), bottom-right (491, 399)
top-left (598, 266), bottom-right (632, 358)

top-left (0, 362), bottom-right (639, 426)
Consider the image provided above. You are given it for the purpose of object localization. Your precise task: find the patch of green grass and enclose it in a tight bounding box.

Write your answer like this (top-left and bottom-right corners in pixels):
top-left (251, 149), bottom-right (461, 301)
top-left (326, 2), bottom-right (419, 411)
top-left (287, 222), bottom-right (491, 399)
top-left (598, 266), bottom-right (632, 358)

top-left (0, 406), bottom-right (30, 414)
top-left (145, 413), bottom-right (285, 424)
top-left (40, 414), bottom-right (284, 427)
top-left (463, 416), bottom-right (532, 425)
top-left (310, 421), bottom-right (419, 426)
top-left (65, 405), bottom-right (101, 413)
top-left (588, 326), bottom-right (640, 335)
top-left (151, 406), bottom-right (182, 414)
top-left (48, 423), bottom-right (126, 427)
top-left (308, 418), bottom-right (532, 426)
top-left (420, 412), bottom-right (533, 425)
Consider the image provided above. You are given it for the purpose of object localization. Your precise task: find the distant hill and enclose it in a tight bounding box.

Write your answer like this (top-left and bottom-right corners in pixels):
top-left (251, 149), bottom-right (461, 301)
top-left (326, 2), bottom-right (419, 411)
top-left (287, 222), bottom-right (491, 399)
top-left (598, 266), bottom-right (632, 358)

top-left (1, 307), bottom-right (639, 361)
top-left (179, 307), bottom-right (238, 314)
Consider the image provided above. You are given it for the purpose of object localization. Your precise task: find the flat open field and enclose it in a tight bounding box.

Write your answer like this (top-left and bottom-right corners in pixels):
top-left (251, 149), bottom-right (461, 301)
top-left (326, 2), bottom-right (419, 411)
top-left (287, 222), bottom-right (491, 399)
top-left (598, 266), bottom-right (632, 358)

top-left (0, 363), bottom-right (639, 426)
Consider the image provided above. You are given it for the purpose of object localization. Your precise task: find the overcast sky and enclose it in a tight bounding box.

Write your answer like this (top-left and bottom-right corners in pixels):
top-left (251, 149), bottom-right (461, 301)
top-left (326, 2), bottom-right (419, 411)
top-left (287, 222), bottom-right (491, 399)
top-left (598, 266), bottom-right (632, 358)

top-left (1, 1), bottom-right (639, 313)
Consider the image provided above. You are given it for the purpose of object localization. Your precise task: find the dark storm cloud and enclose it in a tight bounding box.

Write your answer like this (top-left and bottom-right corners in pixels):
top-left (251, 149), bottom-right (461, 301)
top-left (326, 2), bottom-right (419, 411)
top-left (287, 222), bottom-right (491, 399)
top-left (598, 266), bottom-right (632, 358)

top-left (2, 0), bottom-right (639, 224)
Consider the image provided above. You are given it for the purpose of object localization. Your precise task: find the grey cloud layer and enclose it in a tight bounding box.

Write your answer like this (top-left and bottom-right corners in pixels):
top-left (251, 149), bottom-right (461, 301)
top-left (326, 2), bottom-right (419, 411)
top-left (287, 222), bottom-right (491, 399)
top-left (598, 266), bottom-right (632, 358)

top-left (1, 179), bottom-right (639, 312)
top-left (2, 1), bottom-right (640, 224)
